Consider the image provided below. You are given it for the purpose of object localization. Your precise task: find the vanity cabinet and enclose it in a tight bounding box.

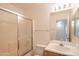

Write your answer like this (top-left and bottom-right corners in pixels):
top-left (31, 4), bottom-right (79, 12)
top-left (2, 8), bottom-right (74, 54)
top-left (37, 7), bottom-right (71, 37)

top-left (44, 50), bottom-right (64, 56)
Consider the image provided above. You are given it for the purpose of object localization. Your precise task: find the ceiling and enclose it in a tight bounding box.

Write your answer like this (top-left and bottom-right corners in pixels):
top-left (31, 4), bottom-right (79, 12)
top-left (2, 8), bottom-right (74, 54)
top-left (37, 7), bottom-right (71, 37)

top-left (11, 3), bottom-right (55, 10)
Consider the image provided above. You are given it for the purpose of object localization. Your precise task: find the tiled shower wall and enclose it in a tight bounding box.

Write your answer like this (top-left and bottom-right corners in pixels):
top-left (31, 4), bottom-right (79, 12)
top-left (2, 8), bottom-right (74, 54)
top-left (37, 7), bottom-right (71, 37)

top-left (33, 4), bottom-right (53, 46)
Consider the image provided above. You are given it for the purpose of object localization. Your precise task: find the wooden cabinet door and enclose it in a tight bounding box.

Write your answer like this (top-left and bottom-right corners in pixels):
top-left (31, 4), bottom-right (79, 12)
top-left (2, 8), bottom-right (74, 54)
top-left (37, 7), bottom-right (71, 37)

top-left (44, 51), bottom-right (64, 56)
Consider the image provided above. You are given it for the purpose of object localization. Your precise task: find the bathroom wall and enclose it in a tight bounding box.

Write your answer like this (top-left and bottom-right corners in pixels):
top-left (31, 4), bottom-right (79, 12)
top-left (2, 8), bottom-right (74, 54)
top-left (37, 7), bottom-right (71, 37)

top-left (32, 4), bottom-right (52, 46)
top-left (32, 5), bottom-right (52, 55)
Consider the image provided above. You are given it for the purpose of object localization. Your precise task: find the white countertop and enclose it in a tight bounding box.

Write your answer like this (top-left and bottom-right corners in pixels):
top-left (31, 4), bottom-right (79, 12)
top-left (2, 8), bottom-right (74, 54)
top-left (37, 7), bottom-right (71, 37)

top-left (45, 40), bottom-right (79, 56)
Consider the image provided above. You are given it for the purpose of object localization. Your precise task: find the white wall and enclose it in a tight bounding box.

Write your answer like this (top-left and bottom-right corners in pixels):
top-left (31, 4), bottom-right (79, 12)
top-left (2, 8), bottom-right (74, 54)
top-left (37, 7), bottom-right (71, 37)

top-left (33, 4), bottom-right (52, 45)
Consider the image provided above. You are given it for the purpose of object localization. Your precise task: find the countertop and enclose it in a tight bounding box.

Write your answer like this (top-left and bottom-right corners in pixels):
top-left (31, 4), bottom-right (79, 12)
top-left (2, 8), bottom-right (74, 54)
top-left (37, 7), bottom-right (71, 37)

top-left (45, 40), bottom-right (79, 56)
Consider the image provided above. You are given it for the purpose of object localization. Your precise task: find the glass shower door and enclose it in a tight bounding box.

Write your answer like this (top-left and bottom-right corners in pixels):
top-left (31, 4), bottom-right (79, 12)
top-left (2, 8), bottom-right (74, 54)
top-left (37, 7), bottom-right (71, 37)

top-left (0, 9), bottom-right (33, 56)
top-left (18, 16), bottom-right (32, 56)
top-left (0, 9), bottom-right (18, 55)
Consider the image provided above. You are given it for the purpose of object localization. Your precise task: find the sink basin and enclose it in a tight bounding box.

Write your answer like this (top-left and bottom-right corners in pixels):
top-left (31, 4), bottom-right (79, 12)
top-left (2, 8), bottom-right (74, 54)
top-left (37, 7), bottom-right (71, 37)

top-left (45, 41), bottom-right (78, 55)
top-left (51, 44), bottom-right (70, 51)
top-left (45, 40), bottom-right (79, 56)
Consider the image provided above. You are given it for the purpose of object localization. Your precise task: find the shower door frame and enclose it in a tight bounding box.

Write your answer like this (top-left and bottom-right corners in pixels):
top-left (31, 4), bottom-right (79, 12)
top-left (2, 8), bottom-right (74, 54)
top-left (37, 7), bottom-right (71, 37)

top-left (0, 7), bottom-right (33, 56)
top-left (17, 16), bottom-right (33, 56)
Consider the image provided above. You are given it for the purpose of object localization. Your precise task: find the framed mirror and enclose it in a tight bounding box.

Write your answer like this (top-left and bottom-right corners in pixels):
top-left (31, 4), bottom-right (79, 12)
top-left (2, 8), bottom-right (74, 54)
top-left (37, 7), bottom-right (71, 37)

top-left (71, 8), bottom-right (79, 47)
top-left (50, 9), bottom-right (71, 42)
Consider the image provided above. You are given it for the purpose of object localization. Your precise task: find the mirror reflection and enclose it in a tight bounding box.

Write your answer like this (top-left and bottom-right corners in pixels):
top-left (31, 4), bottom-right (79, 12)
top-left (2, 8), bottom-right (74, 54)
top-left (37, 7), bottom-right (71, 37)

top-left (56, 19), bottom-right (67, 42)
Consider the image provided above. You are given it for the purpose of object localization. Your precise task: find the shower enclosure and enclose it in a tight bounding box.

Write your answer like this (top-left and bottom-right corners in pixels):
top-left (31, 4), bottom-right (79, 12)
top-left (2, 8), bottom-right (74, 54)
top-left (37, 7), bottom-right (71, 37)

top-left (0, 8), bottom-right (33, 56)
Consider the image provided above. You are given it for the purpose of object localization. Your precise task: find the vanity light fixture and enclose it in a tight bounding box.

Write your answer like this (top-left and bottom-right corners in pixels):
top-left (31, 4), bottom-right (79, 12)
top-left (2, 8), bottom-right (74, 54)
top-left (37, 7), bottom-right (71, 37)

top-left (63, 4), bottom-right (66, 8)
top-left (69, 3), bottom-right (71, 7)
top-left (58, 6), bottom-right (61, 9)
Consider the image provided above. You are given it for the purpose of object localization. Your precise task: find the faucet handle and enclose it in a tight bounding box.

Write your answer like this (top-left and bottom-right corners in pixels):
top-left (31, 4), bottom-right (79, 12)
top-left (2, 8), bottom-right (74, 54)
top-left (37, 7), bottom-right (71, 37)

top-left (60, 43), bottom-right (64, 46)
